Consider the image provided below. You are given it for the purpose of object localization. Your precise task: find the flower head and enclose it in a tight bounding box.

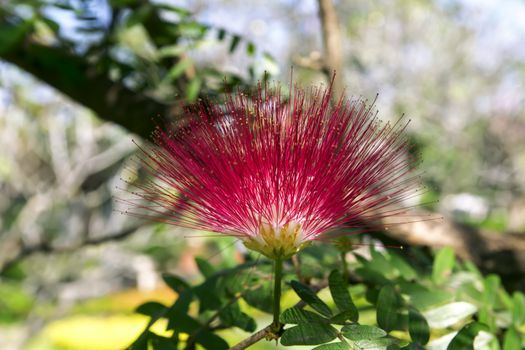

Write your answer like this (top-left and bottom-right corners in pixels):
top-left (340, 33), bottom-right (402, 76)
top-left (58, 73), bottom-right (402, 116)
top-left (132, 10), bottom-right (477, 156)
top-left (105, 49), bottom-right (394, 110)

top-left (126, 82), bottom-right (419, 259)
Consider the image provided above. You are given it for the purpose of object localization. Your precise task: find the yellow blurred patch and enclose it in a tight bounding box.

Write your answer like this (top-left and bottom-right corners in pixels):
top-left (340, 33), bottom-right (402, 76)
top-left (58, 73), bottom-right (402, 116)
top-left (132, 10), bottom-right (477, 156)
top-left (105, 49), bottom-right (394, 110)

top-left (44, 314), bottom-right (173, 350)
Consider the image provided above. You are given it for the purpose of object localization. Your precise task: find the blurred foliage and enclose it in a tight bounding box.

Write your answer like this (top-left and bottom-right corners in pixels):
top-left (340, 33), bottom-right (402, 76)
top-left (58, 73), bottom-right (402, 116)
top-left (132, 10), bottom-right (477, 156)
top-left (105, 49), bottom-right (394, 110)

top-left (0, 282), bottom-right (33, 323)
top-left (0, 0), bottom-right (272, 100)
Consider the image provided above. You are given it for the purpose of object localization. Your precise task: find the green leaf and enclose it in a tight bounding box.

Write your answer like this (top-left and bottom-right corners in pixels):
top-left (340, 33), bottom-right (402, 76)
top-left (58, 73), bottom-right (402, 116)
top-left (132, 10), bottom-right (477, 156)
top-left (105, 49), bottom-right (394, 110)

top-left (155, 4), bottom-right (191, 17)
top-left (400, 344), bottom-right (423, 350)
top-left (166, 290), bottom-right (193, 330)
top-left (149, 334), bottom-right (177, 350)
top-left (408, 308), bottom-right (430, 345)
top-left (376, 285), bottom-right (402, 332)
top-left (354, 338), bottom-right (393, 350)
top-left (330, 310), bottom-right (359, 325)
top-left (0, 20), bottom-right (33, 55)
top-left (179, 21), bottom-right (209, 38)
top-left (355, 267), bottom-right (389, 285)
top-left (290, 280), bottom-right (332, 317)
top-left (217, 28), bottom-right (226, 41)
top-left (389, 253), bottom-right (417, 280)
top-left (167, 313), bottom-right (200, 334)
top-left (328, 270), bottom-right (358, 322)
top-left (432, 247), bottom-right (455, 284)
top-left (162, 273), bottom-right (190, 294)
top-left (135, 301), bottom-right (167, 317)
top-left (503, 328), bottom-right (521, 350)
top-left (168, 58), bottom-right (192, 79)
top-left (447, 322), bottom-right (488, 350)
top-left (229, 34), bottom-right (241, 52)
top-left (341, 324), bottom-right (387, 341)
top-left (423, 302), bottom-right (477, 329)
top-left (369, 248), bottom-right (396, 277)
top-left (280, 323), bottom-right (338, 345)
top-left (406, 288), bottom-right (454, 310)
top-left (128, 331), bottom-right (149, 350)
top-left (185, 77), bottom-right (202, 102)
top-left (109, 0), bottom-right (137, 7)
top-left (125, 4), bottom-right (153, 27)
top-left (246, 42), bottom-right (256, 56)
top-left (477, 306), bottom-right (495, 332)
top-left (512, 292), bottom-right (525, 326)
top-left (194, 278), bottom-right (222, 312)
top-left (219, 302), bottom-right (256, 332)
top-left (280, 307), bottom-right (327, 324)
top-left (312, 343), bottom-right (350, 350)
top-left (195, 330), bottom-right (229, 350)
top-left (243, 281), bottom-right (273, 312)
top-left (195, 257), bottom-right (215, 278)
top-left (482, 274), bottom-right (500, 305)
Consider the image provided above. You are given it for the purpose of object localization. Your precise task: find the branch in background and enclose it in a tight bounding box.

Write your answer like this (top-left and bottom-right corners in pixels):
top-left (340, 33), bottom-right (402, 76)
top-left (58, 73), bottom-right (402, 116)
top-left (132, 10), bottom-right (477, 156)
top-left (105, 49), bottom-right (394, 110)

top-left (2, 41), bottom-right (173, 139)
top-left (380, 212), bottom-right (525, 290)
top-left (0, 225), bottom-right (141, 274)
top-left (318, 0), bottom-right (344, 98)
top-left (291, 52), bottom-right (324, 71)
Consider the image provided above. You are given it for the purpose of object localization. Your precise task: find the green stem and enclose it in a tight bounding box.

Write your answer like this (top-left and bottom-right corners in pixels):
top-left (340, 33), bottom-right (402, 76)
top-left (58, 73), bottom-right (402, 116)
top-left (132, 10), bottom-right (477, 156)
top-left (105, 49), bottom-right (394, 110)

top-left (272, 257), bottom-right (284, 330)
top-left (341, 251), bottom-right (349, 281)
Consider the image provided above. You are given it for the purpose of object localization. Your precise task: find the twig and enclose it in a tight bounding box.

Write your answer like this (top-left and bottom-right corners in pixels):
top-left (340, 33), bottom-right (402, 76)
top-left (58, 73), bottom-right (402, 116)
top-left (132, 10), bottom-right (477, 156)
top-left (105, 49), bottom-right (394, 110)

top-left (291, 254), bottom-right (304, 283)
top-left (228, 325), bottom-right (272, 350)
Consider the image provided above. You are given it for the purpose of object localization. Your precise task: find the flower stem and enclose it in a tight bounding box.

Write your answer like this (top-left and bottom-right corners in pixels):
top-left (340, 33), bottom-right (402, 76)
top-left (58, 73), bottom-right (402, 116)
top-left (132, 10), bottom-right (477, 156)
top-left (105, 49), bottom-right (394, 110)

top-left (272, 257), bottom-right (284, 331)
top-left (341, 251), bottom-right (349, 281)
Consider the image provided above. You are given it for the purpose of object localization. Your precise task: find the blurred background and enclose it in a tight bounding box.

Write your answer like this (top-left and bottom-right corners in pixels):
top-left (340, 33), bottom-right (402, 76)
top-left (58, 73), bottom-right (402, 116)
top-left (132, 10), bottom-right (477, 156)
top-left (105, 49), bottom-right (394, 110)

top-left (1, 0), bottom-right (524, 349)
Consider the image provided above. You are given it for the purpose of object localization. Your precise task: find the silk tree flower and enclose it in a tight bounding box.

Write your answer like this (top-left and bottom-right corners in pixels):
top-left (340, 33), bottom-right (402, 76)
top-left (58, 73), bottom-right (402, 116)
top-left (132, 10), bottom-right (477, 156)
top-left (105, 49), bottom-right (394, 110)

top-left (125, 83), bottom-right (420, 260)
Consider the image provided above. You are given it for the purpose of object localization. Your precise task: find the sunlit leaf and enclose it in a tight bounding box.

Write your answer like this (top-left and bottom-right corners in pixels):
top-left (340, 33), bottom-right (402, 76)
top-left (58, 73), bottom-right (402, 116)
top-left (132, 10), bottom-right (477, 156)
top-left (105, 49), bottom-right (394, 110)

top-left (503, 328), bottom-right (521, 350)
top-left (341, 324), bottom-right (387, 341)
top-left (312, 343), bottom-right (350, 350)
top-left (423, 302), bottom-right (477, 329)
top-left (432, 247), bottom-right (455, 284)
top-left (186, 77), bottom-right (202, 102)
top-left (512, 292), bottom-right (525, 326)
top-left (354, 338), bottom-right (393, 350)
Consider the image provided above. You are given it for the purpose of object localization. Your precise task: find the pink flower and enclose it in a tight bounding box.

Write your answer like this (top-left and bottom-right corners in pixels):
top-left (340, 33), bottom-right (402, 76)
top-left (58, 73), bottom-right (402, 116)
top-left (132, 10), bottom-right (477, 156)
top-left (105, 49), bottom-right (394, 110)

top-left (126, 83), bottom-right (419, 259)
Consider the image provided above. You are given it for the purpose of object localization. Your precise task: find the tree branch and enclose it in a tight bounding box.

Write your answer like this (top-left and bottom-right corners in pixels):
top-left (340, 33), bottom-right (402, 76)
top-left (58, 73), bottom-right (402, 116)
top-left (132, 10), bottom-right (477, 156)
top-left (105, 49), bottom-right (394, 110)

top-left (318, 0), bottom-right (344, 98)
top-left (380, 212), bottom-right (525, 290)
top-left (0, 225), bottom-right (140, 274)
top-left (2, 40), bottom-right (177, 139)
top-left (228, 325), bottom-right (272, 350)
